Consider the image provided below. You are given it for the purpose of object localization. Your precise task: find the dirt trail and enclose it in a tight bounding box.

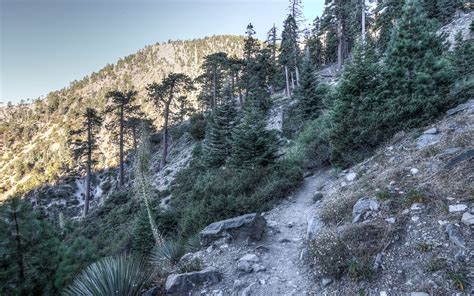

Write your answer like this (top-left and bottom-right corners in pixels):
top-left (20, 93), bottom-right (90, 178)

top-left (197, 169), bottom-right (335, 295)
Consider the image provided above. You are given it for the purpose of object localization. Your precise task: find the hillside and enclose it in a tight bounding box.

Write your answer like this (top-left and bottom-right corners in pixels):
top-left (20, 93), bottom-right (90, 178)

top-left (0, 35), bottom-right (245, 199)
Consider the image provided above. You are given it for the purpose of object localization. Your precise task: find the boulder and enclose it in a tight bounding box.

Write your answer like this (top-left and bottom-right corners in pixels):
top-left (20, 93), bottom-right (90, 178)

top-left (444, 149), bottom-right (474, 170)
top-left (461, 212), bottom-right (474, 226)
top-left (306, 215), bottom-right (322, 241)
top-left (416, 134), bottom-right (441, 149)
top-left (352, 197), bottom-right (380, 223)
top-left (165, 268), bottom-right (222, 294)
top-left (199, 213), bottom-right (266, 247)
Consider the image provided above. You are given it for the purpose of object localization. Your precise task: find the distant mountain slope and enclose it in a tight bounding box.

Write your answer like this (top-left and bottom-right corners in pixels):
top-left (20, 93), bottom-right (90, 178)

top-left (0, 35), bottom-right (245, 199)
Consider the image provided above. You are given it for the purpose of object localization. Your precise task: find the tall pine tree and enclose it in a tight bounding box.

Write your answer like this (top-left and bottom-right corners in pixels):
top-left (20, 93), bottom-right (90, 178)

top-left (380, 0), bottom-right (453, 131)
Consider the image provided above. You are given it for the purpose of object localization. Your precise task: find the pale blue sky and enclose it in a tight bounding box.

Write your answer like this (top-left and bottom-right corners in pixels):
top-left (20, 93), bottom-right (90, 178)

top-left (0, 0), bottom-right (324, 103)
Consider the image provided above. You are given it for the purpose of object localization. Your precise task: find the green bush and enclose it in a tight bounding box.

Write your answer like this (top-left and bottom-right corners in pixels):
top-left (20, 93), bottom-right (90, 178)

top-left (288, 116), bottom-right (331, 169)
top-left (188, 113), bottom-right (207, 140)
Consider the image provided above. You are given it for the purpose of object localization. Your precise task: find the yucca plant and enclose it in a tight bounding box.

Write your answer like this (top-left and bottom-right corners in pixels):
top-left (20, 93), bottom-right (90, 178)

top-left (150, 240), bottom-right (185, 266)
top-left (62, 254), bottom-right (153, 296)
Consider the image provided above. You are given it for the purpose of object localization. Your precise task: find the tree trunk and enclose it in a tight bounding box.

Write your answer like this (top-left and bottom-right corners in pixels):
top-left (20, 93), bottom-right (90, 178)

top-left (119, 105), bottom-right (124, 187)
top-left (12, 209), bottom-right (25, 282)
top-left (237, 76), bottom-right (243, 108)
top-left (285, 66), bottom-right (291, 97)
top-left (212, 68), bottom-right (217, 110)
top-left (161, 97), bottom-right (172, 168)
top-left (337, 18), bottom-right (343, 70)
top-left (361, 0), bottom-right (366, 48)
top-left (295, 65), bottom-right (300, 86)
top-left (291, 71), bottom-right (295, 90)
top-left (84, 122), bottom-right (92, 216)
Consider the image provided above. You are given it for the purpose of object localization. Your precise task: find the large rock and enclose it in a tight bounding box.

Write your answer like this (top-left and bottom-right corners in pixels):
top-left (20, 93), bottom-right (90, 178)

top-left (306, 215), bottom-right (323, 241)
top-left (446, 99), bottom-right (474, 116)
top-left (200, 213), bottom-right (267, 246)
top-left (352, 197), bottom-right (380, 223)
top-left (237, 254), bottom-right (260, 273)
top-left (416, 133), bottom-right (441, 149)
top-left (165, 268), bottom-right (222, 294)
top-left (444, 149), bottom-right (474, 170)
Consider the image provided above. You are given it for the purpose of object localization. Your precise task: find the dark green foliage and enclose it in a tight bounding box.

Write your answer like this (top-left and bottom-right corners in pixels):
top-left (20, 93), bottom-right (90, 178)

top-left (245, 47), bottom-right (274, 111)
top-left (203, 90), bottom-right (238, 167)
top-left (188, 113), bottom-right (207, 140)
top-left (450, 32), bottom-right (474, 101)
top-left (229, 108), bottom-right (277, 169)
top-left (131, 208), bottom-right (156, 255)
top-left (380, 0), bottom-right (454, 132)
top-left (294, 55), bottom-right (329, 120)
top-left (280, 14), bottom-right (300, 73)
top-left (0, 197), bottom-right (60, 295)
top-left (54, 236), bottom-right (98, 290)
top-left (171, 159), bottom-right (303, 238)
top-left (196, 52), bottom-right (230, 110)
top-left (374, 0), bottom-right (404, 52)
top-left (328, 42), bottom-right (382, 167)
top-left (150, 240), bottom-right (185, 265)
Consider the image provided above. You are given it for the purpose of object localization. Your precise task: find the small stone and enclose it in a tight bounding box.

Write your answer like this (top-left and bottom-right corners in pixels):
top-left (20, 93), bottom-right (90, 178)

top-left (410, 293), bottom-right (429, 296)
top-left (380, 292), bottom-right (388, 296)
top-left (438, 220), bottom-right (449, 226)
top-left (206, 246), bottom-right (214, 253)
top-left (346, 172), bottom-right (357, 182)
top-left (233, 279), bottom-right (247, 291)
top-left (258, 279), bottom-right (266, 285)
top-left (461, 212), bottom-right (474, 226)
top-left (253, 264), bottom-right (266, 272)
top-left (352, 197), bottom-right (380, 223)
top-left (410, 203), bottom-right (424, 211)
top-left (287, 222), bottom-right (294, 228)
top-left (424, 128), bottom-right (438, 135)
top-left (385, 217), bottom-right (396, 224)
top-left (279, 238), bottom-right (292, 243)
top-left (402, 209), bottom-right (410, 215)
top-left (446, 224), bottom-right (466, 249)
top-left (410, 168), bottom-right (419, 175)
top-left (411, 216), bottom-right (419, 222)
top-left (237, 261), bottom-right (253, 272)
top-left (240, 254), bottom-right (259, 262)
top-left (449, 204), bottom-right (467, 213)
top-left (321, 278), bottom-right (333, 286)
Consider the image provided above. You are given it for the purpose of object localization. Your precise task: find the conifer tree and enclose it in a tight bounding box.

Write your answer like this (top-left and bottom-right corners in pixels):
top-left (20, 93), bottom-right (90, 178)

top-left (451, 32), bottom-right (474, 100)
top-left (242, 23), bottom-right (260, 101)
top-left (146, 73), bottom-right (194, 167)
top-left (0, 196), bottom-right (60, 295)
top-left (228, 57), bottom-right (245, 107)
top-left (203, 88), bottom-right (238, 168)
top-left (374, 0), bottom-right (404, 53)
top-left (229, 108), bottom-right (277, 169)
top-left (280, 14), bottom-right (300, 92)
top-left (196, 52), bottom-right (229, 111)
top-left (246, 47), bottom-right (274, 111)
top-left (328, 41), bottom-right (381, 166)
top-left (105, 90), bottom-right (139, 187)
top-left (70, 107), bottom-right (102, 216)
top-left (294, 51), bottom-right (329, 121)
top-left (380, 0), bottom-right (453, 131)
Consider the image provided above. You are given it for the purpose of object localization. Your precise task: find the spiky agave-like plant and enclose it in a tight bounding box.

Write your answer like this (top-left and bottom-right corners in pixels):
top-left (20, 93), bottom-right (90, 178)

top-left (62, 254), bottom-right (153, 296)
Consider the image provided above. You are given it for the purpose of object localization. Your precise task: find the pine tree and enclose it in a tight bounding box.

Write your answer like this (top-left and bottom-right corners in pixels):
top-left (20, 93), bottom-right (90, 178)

top-left (451, 32), bottom-right (474, 100)
top-left (294, 52), bottom-right (329, 121)
top-left (243, 23), bottom-right (260, 100)
top-left (246, 46), bottom-right (274, 111)
top-left (380, 0), bottom-right (453, 131)
top-left (70, 107), bottom-right (102, 215)
top-left (280, 14), bottom-right (300, 92)
top-left (203, 88), bottom-right (238, 168)
top-left (0, 196), bottom-right (60, 295)
top-left (196, 52), bottom-right (229, 111)
top-left (374, 0), bottom-right (404, 53)
top-left (146, 73), bottom-right (194, 167)
top-left (105, 90), bottom-right (140, 187)
top-left (229, 108), bottom-right (277, 169)
top-left (328, 41), bottom-right (382, 166)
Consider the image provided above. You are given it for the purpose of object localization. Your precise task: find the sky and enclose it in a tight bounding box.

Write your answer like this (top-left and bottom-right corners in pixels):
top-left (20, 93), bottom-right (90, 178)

top-left (0, 0), bottom-right (324, 104)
